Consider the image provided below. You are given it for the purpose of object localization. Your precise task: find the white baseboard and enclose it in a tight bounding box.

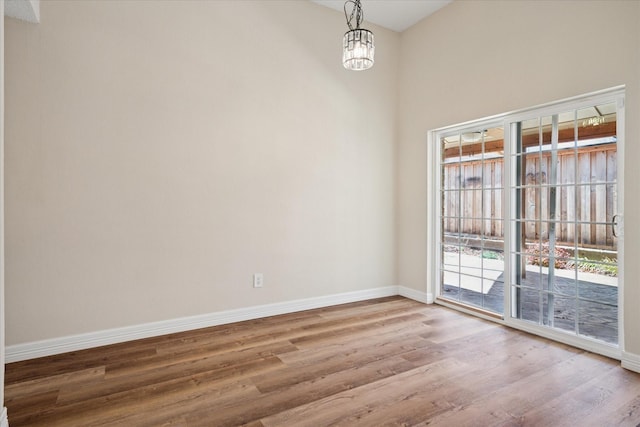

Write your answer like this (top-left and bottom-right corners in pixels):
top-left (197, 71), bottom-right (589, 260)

top-left (1, 407), bottom-right (8, 427)
top-left (622, 351), bottom-right (640, 373)
top-left (398, 286), bottom-right (433, 304)
top-left (5, 286), bottom-right (400, 363)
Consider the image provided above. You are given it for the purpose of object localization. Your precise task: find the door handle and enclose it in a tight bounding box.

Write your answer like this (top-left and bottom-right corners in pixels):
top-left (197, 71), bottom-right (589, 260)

top-left (612, 214), bottom-right (620, 238)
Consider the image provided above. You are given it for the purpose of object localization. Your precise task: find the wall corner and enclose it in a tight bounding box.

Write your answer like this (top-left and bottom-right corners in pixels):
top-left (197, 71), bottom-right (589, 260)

top-left (398, 285), bottom-right (432, 304)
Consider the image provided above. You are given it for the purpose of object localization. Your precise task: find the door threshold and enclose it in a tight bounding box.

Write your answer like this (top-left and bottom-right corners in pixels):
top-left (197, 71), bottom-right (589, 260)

top-left (435, 297), bottom-right (503, 321)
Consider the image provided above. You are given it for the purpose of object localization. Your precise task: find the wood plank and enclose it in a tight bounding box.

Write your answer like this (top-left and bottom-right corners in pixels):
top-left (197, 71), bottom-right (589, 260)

top-left (186, 356), bottom-right (421, 427)
top-left (578, 151), bottom-right (592, 244)
top-left (56, 344), bottom-right (291, 405)
top-left (254, 332), bottom-right (431, 394)
top-left (418, 351), bottom-right (615, 426)
top-left (5, 366), bottom-right (105, 399)
top-left (3, 391), bottom-right (59, 421)
top-left (606, 149), bottom-right (617, 247)
top-left (495, 160), bottom-right (503, 236)
top-left (589, 394), bottom-right (640, 426)
top-left (519, 365), bottom-right (640, 426)
top-left (4, 346), bottom-right (156, 384)
top-left (541, 154), bottom-right (549, 237)
top-left (259, 359), bottom-right (469, 427)
top-left (277, 315), bottom-right (432, 365)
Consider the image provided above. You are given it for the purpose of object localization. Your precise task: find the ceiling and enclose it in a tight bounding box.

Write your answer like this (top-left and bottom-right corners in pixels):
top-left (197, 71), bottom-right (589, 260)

top-left (5, 0), bottom-right (451, 32)
top-left (4, 0), bottom-right (40, 23)
top-left (311, 0), bottom-right (452, 32)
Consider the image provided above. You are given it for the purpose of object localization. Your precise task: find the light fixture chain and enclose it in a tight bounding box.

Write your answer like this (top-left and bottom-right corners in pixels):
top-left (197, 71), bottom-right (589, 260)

top-left (344, 0), bottom-right (364, 31)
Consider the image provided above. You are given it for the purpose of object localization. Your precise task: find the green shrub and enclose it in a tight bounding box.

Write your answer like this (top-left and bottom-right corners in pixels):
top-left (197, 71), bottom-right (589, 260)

top-left (575, 256), bottom-right (618, 277)
top-left (482, 250), bottom-right (499, 259)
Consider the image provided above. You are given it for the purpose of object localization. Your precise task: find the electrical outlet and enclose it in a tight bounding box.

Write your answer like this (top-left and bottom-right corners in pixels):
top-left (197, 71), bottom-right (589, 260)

top-left (253, 273), bottom-right (263, 288)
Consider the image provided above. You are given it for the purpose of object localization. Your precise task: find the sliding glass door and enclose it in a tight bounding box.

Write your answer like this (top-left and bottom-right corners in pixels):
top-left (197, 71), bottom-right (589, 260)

top-left (434, 89), bottom-right (624, 352)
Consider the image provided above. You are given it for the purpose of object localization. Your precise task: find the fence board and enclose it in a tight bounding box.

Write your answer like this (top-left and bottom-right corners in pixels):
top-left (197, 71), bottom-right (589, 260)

top-left (594, 151), bottom-right (607, 245)
top-left (579, 152), bottom-right (591, 245)
top-left (563, 154), bottom-right (576, 243)
top-left (606, 151), bottom-right (617, 247)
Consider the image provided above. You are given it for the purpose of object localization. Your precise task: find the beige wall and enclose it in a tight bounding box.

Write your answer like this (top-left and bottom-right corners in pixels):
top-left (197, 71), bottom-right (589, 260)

top-left (4, 1), bottom-right (399, 344)
top-left (397, 1), bottom-right (640, 354)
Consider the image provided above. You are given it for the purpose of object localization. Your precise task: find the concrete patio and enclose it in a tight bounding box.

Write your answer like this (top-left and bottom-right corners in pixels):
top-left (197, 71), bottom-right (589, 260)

top-left (442, 252), bottom-right (618, 344)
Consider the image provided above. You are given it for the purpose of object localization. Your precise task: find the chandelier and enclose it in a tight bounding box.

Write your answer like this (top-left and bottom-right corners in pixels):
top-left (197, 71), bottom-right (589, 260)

top-left (342, 0), bottom-right (375, 71)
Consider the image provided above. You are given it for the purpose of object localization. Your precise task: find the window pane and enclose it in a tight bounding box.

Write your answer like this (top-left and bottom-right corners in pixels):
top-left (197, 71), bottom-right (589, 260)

top-left (517, 286), bottom-right (541, 323)
top-left (578, 299), bottom-right (617, 344)
top-left (548, 295), bottom-right (575, 333)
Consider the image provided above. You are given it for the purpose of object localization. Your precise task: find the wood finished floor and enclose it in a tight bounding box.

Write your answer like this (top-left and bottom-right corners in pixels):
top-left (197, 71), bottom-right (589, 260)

top-left (5, 296), bottom-right (640, 426)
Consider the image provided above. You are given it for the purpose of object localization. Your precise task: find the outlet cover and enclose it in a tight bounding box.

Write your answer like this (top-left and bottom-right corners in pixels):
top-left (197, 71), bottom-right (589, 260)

top-left (253, 273), bottom-right (263, 288)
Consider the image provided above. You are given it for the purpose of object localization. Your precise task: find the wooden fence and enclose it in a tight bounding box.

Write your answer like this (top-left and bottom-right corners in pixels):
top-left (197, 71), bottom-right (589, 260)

top-left (443, 144), bottom-right (617, 249)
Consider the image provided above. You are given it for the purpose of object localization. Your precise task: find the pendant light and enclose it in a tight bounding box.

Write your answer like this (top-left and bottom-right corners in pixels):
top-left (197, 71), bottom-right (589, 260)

top-left (342, 0), bottom-right (374, 71)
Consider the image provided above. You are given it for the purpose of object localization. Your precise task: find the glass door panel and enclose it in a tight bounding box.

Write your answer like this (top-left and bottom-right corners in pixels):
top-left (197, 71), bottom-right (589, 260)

top-left (440, 126), bottom-right (505, 314)
top-left (510, 102), bottom-right (619, 345)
